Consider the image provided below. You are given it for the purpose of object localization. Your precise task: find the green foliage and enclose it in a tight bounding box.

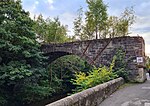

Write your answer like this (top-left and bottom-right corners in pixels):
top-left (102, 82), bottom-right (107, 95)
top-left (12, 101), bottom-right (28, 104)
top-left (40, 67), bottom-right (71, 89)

top-left (0, 95), bottom-right (7, 106)
top-left (73, 7), bottom-right (88, 40)
top-left (73, 7), bottom-right (83, 40)
top-left (0, 61), bottom-right (32, 86)
top-left (145, 56), bottom-right (150, 70)
top-left (49, 55), bottom-right (93, 93)
top-left (14, 80), bottom-right (53, 105)
top-left (85, 0), bottom-right (108, 39)
top-left (105, 7), bottom-right (135, 38)
top-left (112, 48), bottom-right (129, 82)
top-left (33, 15), bottom-right (69, 43)
top-left (118, 7), bottom-right (135, 36)
top-left (0, 0), bottom-right (49, 105)
top-left (73, 0), bottom-right (108, 40)
top-left (72, 57), bottom-right (118, 92)
top-left (73, 2), bottom-right (135, 40)
top-left (71, 49), bottom-right (129, 92)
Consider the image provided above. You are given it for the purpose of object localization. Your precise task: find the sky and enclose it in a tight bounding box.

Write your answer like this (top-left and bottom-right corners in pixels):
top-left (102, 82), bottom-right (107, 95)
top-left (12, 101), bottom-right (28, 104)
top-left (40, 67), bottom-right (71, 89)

top-left (21, 0), bottom-right (150, 56)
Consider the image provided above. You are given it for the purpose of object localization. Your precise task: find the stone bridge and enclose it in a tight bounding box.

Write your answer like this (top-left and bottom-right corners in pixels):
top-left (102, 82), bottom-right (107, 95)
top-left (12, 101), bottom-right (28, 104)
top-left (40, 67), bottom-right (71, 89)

top-left (41, 36), bottom-right (146, 82)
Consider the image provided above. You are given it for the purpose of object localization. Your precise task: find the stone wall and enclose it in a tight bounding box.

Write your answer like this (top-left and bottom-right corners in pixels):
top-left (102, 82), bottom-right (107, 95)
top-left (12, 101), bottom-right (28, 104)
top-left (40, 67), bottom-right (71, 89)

top-left (46, 77), bottom-right (124, 106)
top-left (41, 36), bottom-right (146, 82)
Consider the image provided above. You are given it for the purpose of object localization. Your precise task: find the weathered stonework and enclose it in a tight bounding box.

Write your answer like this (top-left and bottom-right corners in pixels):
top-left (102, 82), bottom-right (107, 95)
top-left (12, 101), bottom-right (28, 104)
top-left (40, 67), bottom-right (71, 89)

top-left (41, 36), bottom-right (146, 82)
top-left (46, 78), bottom-right (124, 106)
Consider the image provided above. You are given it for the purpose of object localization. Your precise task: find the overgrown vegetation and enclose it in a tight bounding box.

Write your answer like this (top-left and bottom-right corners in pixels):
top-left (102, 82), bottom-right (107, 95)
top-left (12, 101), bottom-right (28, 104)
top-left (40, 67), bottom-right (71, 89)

top-left (73, 0), bottom-right (135, 40)
top-left (48, 55), bottom-right (93, 94)
top-left (71, 56), bottom-right (117, 92)
top-left (71, 49), bottom-right (129, 92)
top-left (146, 56), bottom-right (150, 70)
top-left (112, 48), bottom-right (129, 82)
top-left (0, 1), bottom-right (50, 105)
top-left (33, 16), bottom-right (73, 43)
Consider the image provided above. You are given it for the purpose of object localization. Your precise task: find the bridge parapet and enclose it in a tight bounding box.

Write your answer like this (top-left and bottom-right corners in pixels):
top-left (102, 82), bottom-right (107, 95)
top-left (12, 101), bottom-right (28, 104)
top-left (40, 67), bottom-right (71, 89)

top-left (46, 77), bottom-right (124, 106)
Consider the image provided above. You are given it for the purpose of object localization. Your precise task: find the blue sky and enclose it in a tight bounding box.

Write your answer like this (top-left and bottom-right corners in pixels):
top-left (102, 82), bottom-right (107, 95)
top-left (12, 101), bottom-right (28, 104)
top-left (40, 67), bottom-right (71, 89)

top-left (21, 0), bottom-right (150, 55)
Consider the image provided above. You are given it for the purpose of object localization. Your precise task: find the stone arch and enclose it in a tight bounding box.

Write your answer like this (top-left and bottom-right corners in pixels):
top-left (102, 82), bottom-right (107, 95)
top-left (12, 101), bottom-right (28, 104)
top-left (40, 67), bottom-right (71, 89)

top-left (44, 51), bottom-right (71, 63)
top-left (44, 50), bottom-right (92, 65)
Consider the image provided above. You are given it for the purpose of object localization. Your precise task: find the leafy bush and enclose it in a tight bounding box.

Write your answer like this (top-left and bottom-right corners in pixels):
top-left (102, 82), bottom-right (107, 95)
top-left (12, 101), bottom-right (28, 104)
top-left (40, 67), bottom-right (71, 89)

top-left (146, 56), bottom-right (150, 70)
top-left (72, 57), bottom-right (118, 92)
top-left (0, 95), bottom-right (7, 106)
top-left (112, 48), bottom-right (129, 82)
top-left (14, 83), bottom-right (53, 105)
top-left (48, 55), bottom-right (93, 93)
top-left (0, 1), bottom-right (50, 105)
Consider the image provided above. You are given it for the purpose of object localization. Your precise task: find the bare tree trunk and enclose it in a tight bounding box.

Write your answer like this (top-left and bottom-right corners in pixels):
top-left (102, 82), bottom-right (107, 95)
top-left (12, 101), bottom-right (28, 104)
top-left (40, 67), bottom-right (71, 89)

top-left (96, 26), bottom-right (98, 39)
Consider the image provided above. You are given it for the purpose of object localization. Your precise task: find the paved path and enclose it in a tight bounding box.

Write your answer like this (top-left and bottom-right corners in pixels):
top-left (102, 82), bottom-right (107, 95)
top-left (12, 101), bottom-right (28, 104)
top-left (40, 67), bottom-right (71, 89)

top-left (99, 80), bottom-right (150, 106)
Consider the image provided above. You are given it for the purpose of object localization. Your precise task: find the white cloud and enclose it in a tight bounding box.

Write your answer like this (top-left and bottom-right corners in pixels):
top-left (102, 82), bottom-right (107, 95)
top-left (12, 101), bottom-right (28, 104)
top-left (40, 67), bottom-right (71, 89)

top-left (30, 3), bottom-right (39, 18)
top-left (132, 16), bottom-right (150, 30)
top-left (35, 1), bottom-right (39, 5)
top-left (22, 0), bottom-right (40, 18)
top-left (45, 0), bottom-right (54, 10)
top-left (22, 0), bottom-right (55, 19)
top-left (33, 1), bottom-right (39, 10)
top-left (47, 0), bottom-right (53, 4)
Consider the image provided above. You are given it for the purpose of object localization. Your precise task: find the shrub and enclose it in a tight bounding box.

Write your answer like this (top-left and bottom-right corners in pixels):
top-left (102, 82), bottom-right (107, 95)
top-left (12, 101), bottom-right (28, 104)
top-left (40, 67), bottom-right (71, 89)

top-left (71, 56), bottom-right (118, 92)
top-left (48, 55), bottom-right (93, 93)
top-left (0, 95), bottom-right (7, 106)
top-left (112, 48), bottom-right (129, 82)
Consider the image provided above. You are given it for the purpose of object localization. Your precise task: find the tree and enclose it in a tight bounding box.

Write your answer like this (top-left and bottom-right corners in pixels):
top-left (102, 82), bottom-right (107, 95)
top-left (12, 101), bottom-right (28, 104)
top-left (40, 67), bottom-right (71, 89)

top-left (73, 4), bottom-right (135, 40)
top-left (33, 14), bottom-right (47, 43)
top-left (73, 7), bottom-right (88, 40)
top-left (33, 16), bottom-right (69, 43)
top-left (106, 16), bottom-right (120, 38)
top-left (85, 0), bottom-right (108, 39)
top-left (0, 0), bottom-right (50, 105)
top-left (106, 7), bottom-right (135, 37)
top-left (117, 7), bottom-right (135, 36)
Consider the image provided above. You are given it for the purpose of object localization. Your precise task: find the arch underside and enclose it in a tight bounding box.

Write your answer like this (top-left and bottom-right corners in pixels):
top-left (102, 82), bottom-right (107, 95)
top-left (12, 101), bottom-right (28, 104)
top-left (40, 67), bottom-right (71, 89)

top-left (44, 51), bottom-right (92, 65)
top-left (44, 51), bottom-right (71, 63)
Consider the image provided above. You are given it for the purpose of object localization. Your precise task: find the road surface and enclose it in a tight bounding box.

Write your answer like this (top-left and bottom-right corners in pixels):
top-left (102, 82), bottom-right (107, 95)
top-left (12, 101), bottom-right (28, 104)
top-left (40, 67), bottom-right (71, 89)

top-left (99, 80), bottom-right (150, 106)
